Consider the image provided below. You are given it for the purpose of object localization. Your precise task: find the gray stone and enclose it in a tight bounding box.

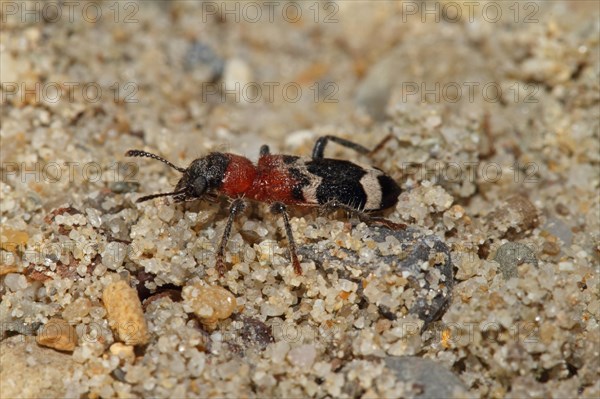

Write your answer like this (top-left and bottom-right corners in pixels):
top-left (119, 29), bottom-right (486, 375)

top-left (183, 41), bottom-right (224, 82)
top-left (298, 227), bottom-right (454, 328)
top-left (384, 356), bottom-right (470, 399)
top-left (494, 242), bottom-right (538, 280)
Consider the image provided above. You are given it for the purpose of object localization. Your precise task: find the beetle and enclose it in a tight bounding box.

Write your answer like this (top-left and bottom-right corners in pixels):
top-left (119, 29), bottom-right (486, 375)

top-left (126, 135), bottom-right (404, 275)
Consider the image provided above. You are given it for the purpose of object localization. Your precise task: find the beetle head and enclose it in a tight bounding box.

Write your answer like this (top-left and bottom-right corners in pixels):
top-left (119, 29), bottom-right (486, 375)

top-left (125, 150), bottom-right (228, 203)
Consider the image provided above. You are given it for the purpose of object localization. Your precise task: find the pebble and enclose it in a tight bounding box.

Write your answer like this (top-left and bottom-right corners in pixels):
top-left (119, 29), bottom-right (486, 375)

top-left (62, 297), bottom-right (92, 322)
top-left (0, 265), bottom-right (19, 276)
top-left (355, 34), bottom-right (491, 121)
top-left (425, 115), bottom-right (442, 129)
top-left (36, 318), bottom-right (78, 352)
top-left (494, 242), bottom-right (539, 280)
top-left (85, 208), bottom-right (103, 228)
top-left (101, 242), bottom-right (128, 270)
top-left (542, 240), bottom-right (561, 256)
top-left (4, 273), bottom-right (27, 291)
top-left (287, 344), bottom-right (317, 369)
top-left (284, 130), bottom-right (316, 149)
top-left (269, 341), bottom-right (290, 364)
top-left (384, 356), bottom-right (468, 398)
top-left (543, 217), bottom-right (573, 246)
top-left (1, 228), bottom-right (29, 252)
top-left (182, 284), bottom-right (236, 330)
top-left (486, 195), bottom-right (539, 239)
top-left (23, 192), bottom-right (42, 212)
top-left (260, 302), bottom-right (285, 317)
top-left (109, 181), bottom-right (140, 194)
top-left (0, 53), bottom-right (20, 83)
top-left (102, 280), bottom-right (149, 345)
top-left (223, 58), bottom-right (253, 103)
top-left (55, 213), bottom-right (87, 226)
top-left (157, 205), bottom-right (175, 222)
top-left (109, 343), bottom-right (135, 364)
top-left (240, 316), bottom-right (274, 350)
top-left (184, 41), bottom-right (224, 81)
top-left (558, 261), bottom-right (575, 272)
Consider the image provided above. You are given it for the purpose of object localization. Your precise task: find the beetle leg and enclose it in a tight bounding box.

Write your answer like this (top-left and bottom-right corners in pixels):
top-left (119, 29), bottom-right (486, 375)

top-left (312, 135), bottom-right (370, 159)
top-left (312, 133), bottom-right (399, 160)
top-left (320, 201), bottom-right (406, 231)
top-left (271, 202), bottom-right (302, 275)
top-left (215, 198), bottom-right (246, 275)
top-left (259, 144), bottom-right (270, 156)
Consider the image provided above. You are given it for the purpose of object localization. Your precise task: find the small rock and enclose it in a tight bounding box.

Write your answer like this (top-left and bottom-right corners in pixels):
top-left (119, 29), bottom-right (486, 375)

top-left (184, 41), bottom-right (224, 81)
top-left (260, 302), bottom-right (285, 317)
top-left (62, 297), bottom-right (92, 322)
top-left (36, 318), bottom-right (78, 352)
top-left (240, 316), bottom-right (274, 351)
top-left (543, 216), bottom-right (573, 246)
top-left (223, 58), bottom-right (253, 104)
top-left (542, 240), bottom-right (561, 256)
top-left (425, 115), bottom-right (442, 129)
top-left (109, 181), bottom-right (140, 194)
top-left (85, 207), bottom-right (103, 228)
top-left (287, 344), bottom-right (317, 368)
top-left (494, 242), bottom-right (538, 280)
top-left (269, 341), bottom-right (290, 364)
top-left (0, 53), bottom-right (21, 83)
top-left (0, 265), bottom-right (20, 276)
top-left (1, 227), bottom-right (29, 252)
top-left (109, 343), bottom-right (135, 364)
top-left (486, 195), bottom-right (539, 239)
top-left (384, 356), bottom-right (468, 399)
top-left (101, 242), bottom-right (128, 270)
top-left (182, 284), bottom-right (236, 330)
top-left (102, 280), bottom-right (149, 345)
top-left (558, 261), bottom-right (574, 272)
top-left (3, 273), bottom-right (27, 291)
top-left (422, 185), bottom-right (453, 211)
top-left (284, 130), bottom-right (316, 149)
top-left (23, 192), bottom-right (42, 212)
top-left (157, 205), bottom-right (175, 222)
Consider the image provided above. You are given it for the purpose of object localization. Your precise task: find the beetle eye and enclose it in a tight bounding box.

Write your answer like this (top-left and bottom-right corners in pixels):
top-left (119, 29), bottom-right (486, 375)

top-left (191, 176), bottom-right (207, 197)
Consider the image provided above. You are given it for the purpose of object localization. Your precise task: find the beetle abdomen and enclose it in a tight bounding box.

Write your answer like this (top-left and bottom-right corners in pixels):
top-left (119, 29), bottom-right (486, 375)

top-left (302, 158), bottom-right (400, 211)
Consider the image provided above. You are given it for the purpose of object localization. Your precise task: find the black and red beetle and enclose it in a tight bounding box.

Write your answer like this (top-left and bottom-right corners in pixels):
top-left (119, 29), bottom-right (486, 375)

top-left (126, 135), bottom-right (403, 275)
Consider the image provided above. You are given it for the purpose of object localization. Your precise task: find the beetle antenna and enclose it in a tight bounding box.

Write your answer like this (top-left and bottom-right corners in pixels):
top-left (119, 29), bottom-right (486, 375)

top-left (135, 189), bottom-right (188, 203)
top-left (125, 150), bottom-right (186, 173)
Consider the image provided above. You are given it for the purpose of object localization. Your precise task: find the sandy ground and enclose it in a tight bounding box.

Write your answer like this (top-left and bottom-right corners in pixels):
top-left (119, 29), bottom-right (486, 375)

top-left (1, 1), bottom-right (599, 398)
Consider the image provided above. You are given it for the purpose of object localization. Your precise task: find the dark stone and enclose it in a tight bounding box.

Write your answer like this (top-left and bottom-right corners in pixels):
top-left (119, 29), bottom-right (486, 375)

top-left (239, 316), bottom-right (274, 350)
top-left (225, 316), bottom-right (274, 356)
